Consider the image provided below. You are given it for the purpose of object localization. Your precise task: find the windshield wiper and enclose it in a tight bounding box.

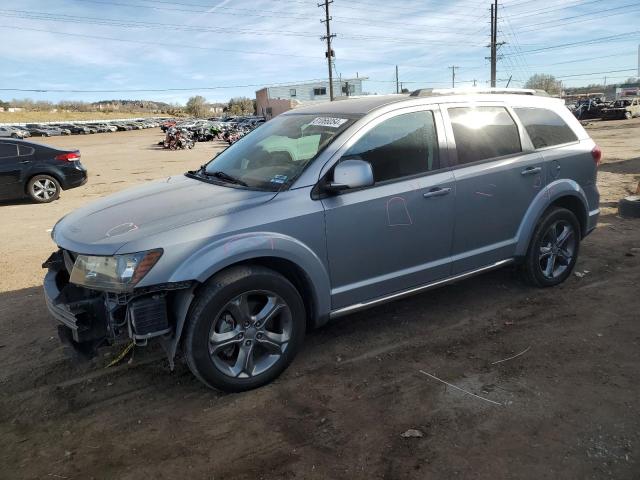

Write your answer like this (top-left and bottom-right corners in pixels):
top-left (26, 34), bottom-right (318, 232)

top-left (202, 170), bottom-right (248, 187)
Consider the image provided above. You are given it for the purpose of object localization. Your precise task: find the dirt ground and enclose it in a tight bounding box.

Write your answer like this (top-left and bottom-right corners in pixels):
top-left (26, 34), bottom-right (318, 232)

top-left (1, 122), bottom-right (639, 479)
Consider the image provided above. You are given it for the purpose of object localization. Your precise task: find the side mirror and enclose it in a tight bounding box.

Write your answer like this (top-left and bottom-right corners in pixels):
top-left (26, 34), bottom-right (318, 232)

top-left (328, 159), bottom-right (374, 192)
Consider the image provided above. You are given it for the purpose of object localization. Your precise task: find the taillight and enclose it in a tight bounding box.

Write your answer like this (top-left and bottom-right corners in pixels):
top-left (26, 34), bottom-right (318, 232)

top-left (591, 145), bottom-right (602, 166)
top-left (55, 151), bottom-right (80, 161)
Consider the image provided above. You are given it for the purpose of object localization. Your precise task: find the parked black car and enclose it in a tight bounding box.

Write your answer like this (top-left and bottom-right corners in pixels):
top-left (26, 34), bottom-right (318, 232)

top-left (25, 124), bottom-right (64, 137)
top-left (58, 124), bottom-right (91, 134)
top-left (0, 139), bottom-right (87, 203)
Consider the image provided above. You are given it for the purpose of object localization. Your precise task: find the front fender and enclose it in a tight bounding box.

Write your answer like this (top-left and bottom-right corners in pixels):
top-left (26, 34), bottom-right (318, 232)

top-left (168, 231), bottom-right (332, 322)
top-left (514, 179), bottom-right (589, 256)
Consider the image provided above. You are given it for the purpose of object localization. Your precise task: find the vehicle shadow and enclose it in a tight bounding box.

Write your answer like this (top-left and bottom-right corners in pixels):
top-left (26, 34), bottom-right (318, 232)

top-left (0, 198), bottom-right (34, 207)
top-left (598, 156), bottom-right (640, 175)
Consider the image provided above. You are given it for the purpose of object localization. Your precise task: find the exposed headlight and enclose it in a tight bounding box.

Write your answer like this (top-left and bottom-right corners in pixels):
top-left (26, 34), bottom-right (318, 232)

top-left (69, 249), bottom-right (163, 292)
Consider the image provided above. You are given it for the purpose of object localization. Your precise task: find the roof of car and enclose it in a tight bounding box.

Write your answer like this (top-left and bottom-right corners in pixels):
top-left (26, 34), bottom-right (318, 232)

top-left (285, 90), bottom-right (562, 116)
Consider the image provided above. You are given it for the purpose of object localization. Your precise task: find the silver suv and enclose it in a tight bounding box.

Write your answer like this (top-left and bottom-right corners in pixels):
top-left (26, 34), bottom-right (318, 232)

top-left (43, 90), bottom-right (600, 391)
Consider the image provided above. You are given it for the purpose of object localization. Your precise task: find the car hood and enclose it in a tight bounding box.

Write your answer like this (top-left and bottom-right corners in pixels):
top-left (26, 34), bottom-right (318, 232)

top-left (53, 174), bottom-right (277, 255)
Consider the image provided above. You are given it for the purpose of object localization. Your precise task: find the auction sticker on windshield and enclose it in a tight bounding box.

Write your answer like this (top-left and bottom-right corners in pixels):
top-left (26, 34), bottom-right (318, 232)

top-left (309, 117), bottom-right (349, 128)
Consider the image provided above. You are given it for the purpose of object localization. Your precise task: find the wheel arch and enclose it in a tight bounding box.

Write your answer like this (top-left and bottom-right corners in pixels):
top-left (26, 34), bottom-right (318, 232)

top-left (515, 179), bottom-right (589, 257)
top-left (190, 256), bottom-right (320, 332)
top-left (167, 231), bottom-right (332, 327)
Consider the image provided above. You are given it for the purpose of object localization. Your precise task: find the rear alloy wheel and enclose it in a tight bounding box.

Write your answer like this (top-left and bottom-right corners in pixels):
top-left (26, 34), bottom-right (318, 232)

top-left (27, 175), bottom-right (60, 203)
top-left (184, 266), bottom-right (306, 392)
top-left (523, 207), bottom-right (580, 287)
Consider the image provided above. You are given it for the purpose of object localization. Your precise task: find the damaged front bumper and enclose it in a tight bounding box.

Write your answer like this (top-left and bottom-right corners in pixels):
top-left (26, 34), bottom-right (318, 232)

top-left (43, 249), bottom-right (194, 363)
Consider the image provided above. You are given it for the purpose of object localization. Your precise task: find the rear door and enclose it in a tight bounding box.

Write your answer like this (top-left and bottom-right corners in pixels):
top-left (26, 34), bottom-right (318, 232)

top-left (442, 103), bottom-right (545, 273)
top-left (0, 142), bottom-right (23, 198)
top-left (321, 106), bottom-right (456, 309)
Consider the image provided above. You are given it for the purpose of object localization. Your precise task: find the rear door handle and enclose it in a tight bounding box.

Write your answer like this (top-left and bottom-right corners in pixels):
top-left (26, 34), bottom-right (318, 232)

top-left (423, 187), bottom-right (452, 198)
top-left (521, 166), bottom-right (542, 176)
top-left (19, 160), bottom-right (30, 164)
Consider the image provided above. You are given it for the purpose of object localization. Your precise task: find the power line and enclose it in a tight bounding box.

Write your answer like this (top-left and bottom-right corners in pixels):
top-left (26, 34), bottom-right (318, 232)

top-left (504, 7), bottom-right (640, 33)
top-left (0, 78), bottom-right (334, 93)
top-left (555, 68), bottom-right (637, 79)
top-left (0, 9), bottom-right (320, 39)
top-left (504, 30), bottom-right (640, 55)
top-left (0, 10), bottom-right (491, 47)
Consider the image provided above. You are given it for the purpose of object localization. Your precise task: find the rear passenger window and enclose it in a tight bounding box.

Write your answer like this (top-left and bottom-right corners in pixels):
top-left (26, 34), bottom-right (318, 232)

top-left (342, 110), bottom-right (439, 183)
top-left (0, 143), bottom-right (18, 158)
top-left (514, 108), bottom-right (578, 149)
top-left (18, 145), bottom-right (34, 156)
top-left (448, 106), bottom-right (521, 165)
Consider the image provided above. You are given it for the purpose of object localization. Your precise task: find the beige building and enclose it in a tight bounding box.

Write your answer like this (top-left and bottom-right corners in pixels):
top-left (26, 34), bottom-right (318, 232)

top-left (256, 77), bottom-right (366, 119)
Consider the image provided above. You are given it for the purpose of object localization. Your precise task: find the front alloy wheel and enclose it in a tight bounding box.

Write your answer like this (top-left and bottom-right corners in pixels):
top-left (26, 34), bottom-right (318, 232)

top-left (184, 266), bottom-right (306, 392)
top-left (209, 291), bottom-right (293, 378)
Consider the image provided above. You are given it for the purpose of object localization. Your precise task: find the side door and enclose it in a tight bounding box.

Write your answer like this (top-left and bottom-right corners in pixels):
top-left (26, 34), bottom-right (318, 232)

top-left (320, 106), bottom-right (456, 309)
top-left (442, 103), bottom-right (545, 274)
top-left (0, 142), bottom-right (22, 199)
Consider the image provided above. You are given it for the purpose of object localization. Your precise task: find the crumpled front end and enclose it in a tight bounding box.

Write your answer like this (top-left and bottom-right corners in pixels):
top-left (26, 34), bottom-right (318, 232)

top-left (43, 249), bottom-right (194, 362)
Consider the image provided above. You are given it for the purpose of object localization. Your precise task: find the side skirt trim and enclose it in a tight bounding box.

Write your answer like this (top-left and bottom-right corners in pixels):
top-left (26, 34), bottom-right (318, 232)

top-left (329, 258), bottom-right (514, 319)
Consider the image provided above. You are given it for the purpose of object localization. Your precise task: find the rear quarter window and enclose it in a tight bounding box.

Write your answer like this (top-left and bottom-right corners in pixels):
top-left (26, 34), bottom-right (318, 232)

top-left (0, 143), bottom-right (18, 158)
top-left (18, 145), bottom-right (35, 156)
top-left (514, 107), bottom-right (578, 149)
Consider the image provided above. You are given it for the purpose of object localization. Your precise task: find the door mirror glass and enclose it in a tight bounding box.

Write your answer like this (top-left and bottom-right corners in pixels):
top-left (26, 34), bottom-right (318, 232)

top-left (329, 159), bottom-right (374, 191)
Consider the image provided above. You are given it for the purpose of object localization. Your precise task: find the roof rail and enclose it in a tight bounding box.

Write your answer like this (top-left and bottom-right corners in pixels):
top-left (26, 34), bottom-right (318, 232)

top-left (409, 87), bottom-right (549, 97)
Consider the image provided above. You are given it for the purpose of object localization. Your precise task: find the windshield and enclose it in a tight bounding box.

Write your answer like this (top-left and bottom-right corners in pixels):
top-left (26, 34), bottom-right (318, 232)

top-left (201, 113), bottom-right (357, 190)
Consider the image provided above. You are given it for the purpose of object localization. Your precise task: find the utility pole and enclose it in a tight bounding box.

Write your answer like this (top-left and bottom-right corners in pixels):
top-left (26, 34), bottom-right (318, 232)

top-left (490, 0), bottom-right (497, 88)
top-left (395, 65), bottom-right (399, 94)
top-left (319, 0), bottom-right (336, 101)
top-left (449, 66), bottom-right (459, 88)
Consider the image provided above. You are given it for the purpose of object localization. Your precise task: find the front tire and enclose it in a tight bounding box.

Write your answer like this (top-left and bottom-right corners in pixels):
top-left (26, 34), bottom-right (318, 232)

top-left (27, 175), bottom-right (60, 203)
top-left (625, 111), bottom-right (632, 120)
top-left (522, 207), bottom-right (581, 287)
top-left (184, 265), bottom-right (306, 392)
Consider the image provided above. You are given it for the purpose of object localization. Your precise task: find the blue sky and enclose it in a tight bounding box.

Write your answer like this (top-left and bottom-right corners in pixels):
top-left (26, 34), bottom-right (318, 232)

top-left (1, 0), bottom-right (639, 104)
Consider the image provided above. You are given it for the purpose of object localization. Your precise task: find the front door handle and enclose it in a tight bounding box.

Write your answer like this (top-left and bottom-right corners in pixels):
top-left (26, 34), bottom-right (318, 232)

top-left (19, 160), bottom-right (30, 164)
top-left (521, 166), bottom-right (542, 176)
top-left (423, 187), bottom-right (452, 198)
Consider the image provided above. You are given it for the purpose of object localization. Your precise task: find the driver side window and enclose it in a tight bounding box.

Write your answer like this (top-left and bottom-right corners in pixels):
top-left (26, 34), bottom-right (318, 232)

top-left (342, 110), bottom-right (439, 183)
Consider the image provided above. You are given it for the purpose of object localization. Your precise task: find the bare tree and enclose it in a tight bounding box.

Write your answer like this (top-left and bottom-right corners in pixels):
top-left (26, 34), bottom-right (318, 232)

top-left (226, 97), bottom-right (255, 116)
top-left (524, 74), bottom-right (562, 95)
top-left (185, 95), bottom-right (208, 117)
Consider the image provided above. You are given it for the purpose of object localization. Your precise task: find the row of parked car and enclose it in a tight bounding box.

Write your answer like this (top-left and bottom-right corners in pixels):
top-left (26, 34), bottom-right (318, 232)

top-left (0, 118), bottom-right (164, 138)
top-left (160, 115), bottom-right (265, 133)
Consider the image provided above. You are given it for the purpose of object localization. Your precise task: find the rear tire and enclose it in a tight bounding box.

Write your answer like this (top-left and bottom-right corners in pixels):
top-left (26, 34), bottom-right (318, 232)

top-left (27, 175), bottom-right (60, 203)
top-left (184, 265), bottom-right (306, 392)
top-left (522, 207), bottom-right (581, 287)
top-left (625, 111), bottom-right (632, 120)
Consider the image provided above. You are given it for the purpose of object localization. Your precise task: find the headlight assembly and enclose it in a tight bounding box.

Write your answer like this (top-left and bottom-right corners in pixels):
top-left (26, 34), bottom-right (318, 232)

top-left (69, 249), bottom-right (163, 292)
